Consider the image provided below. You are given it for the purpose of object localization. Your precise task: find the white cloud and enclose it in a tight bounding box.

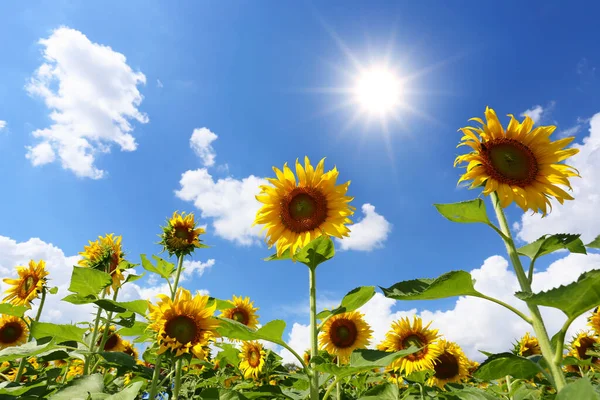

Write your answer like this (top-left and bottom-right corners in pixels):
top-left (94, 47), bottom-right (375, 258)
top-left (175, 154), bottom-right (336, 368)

top-left (518, 112), bottom-right (600, 243)
top-left (175, 168), bottom-right (266, 245)
top-left (558, 124), bottom-right (582, 139)
top-left (180, 259), bottom-right (215, 281)
top-left (156, 79), bottom-right (163, 88)
top-left (0, 121), bottom-right (6, 131)
top-left (520, 105), bottom-right (545, 124)
top-left (25, 26), bottom-right (148, 179)
top-left (190, 127), bottom-right (218, 167)
top-left (337, 204), bottom-right (391, 251)
top-left (279, 253), bottom-right (600, 364)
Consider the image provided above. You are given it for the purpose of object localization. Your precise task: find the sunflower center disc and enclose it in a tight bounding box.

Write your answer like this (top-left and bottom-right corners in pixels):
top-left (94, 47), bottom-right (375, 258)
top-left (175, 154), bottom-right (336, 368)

top-left (330, 320), bottom-right (358, 348)
top-left (433, 351), bottom-right (459, 380)
top-left (577, 337), bottom-right (597, 360)
top-left (402, 334), bottom-right (424, 349)
top-left (174, 227), bottom-right (190, 240)
top-left (104, 334), bottom-right (118, 351)
top-left (232, 311), bottom-right (248, 325)
top-left (289, 193), bottom-right (317, 219)
top-left (165, 315), bottom-right (197, 344)
top-left (0, 323), bottom-right (21, 343)
top-left (249, 350), bottom-right (260, 367)
top-left (486, 140), bottom-right (538, 183)
top-left (23, 276), bottom-right (35, 293)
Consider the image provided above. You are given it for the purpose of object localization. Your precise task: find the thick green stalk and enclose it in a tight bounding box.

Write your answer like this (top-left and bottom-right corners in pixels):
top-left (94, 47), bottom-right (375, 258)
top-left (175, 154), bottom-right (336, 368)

top-left (309, 266), bottom-right (319, 400)
top-left (148, 355), bottom-right (163, 399)
top-left (15, 288), bottom-right (47, 381)
top-left (336, 357), bottom-right (342, 400)
top-left (490, 192), bottom-right (566, 391)
top-left (92, 289), bottom-right (120, 373)
top-left (322, 377), bottom-right (340, 400)
top-left (171, 254), bottom-right (185, 299)
top-left (173, 358), bottom-right (183, 399)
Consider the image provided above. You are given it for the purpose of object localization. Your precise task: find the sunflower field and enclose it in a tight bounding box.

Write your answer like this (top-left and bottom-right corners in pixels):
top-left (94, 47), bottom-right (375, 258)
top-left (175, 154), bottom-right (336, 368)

top-left (1, 108), bottom-right (600, 399)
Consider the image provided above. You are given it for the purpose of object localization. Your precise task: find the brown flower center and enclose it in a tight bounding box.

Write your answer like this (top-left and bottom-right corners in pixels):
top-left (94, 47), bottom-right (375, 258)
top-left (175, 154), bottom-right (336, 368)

top-left (165, 315), bottom-right (198, 344)
top-left (576, 337), bottom-right (598, 361)
top-left (329, 319), bottom-right (358, 348)
top-left (0, 322), bottom-right (23, 344)
top-left (21, 276), bottom-right (37, 297)
top-left (401, 334), bottom-right (428, 361)
top-left (433, 351), bottom-right (459, 380)
top-left (248, 348), bottom-right (261, 368)
top-left (104, 334), bottom-right (119, 351)
top-left (232, 310), bottom-right (249, 325)
top-left (280, 188), bottom-right (328, 233)
top-left (174, 226), bottom-right (192, 242)
top-left (481, 138), bottom-right (539, 186)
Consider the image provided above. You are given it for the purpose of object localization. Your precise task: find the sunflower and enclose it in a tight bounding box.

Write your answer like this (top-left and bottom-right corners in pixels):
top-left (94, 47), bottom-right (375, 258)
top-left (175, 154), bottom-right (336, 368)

top-left (147, 287), bottom-right (219, 358)
top-left (385, 369), bottom-right (407, 388)
top-left (239, 341), bottom-right (266, 379)
top-left (53, 359), bottom-right (69, 368)
top-left (220, 296), bottom-right (259, 329)
top-left (0, 315), bottom-right (29, 350)
top-left (569, 331), bottom-right (600, 365)
top-left (97, 326), bottom-right (127, 352)
top-left (515, 332), bottom-right (541, 357)
top-left (588, 307), bottom-right (600, 336)
top-left (466, 359), bottom-right (479, 376)
top-left (254, 157), bottom-right (355, 257)
top-left (78, 234), bottom-right (125, 293)
top-left (319, 311), bottom-right (372, 363)
top-left (3, 260), bottom-right (49, 308)
top-left (303, 349), bottom-right (311, 365)
top-left (377, 316), bottom-right (442, 375)
top-left (122, 340), bottom-right (139, 359)
top-left (454, 107), bottom-right (579, 215)
top-left (160, 211), bottom-right (206, 257)
top-left (427, 340), bottom-right (470, 389)
top-left (66, 360), bottom-right (84, 380)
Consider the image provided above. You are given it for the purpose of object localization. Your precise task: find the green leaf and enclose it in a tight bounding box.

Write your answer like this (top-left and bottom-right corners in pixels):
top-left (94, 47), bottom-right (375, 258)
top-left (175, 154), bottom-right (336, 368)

top-left (217, 319), bottom-right (286, 345)
top-left (240, 386), bottom-right (287, 399)
top-left (264, 248), bottom-right (292, 262)
top-left (98, 352), bottom-right (137, 368)
top-left (117, 321), bottom-right (148, 336)
top-left (68, 267), bottom-right (112, 296)
top-left (316, 348), bottom-right (419, 379)
top-left (31, 322), bottom-right (87, 344)
top-left (198, 388), bottom-right (250, 400)
top-left (587, 235), bottom-right (600, 249)
top-left (40, 350), bottom-right (70, 362)
top-left (0, 380), bottom-right (48, 396)
top-left (94, 299), bottom-right (147, 316)
top-left (518, 233), bottom-right (587, 262)
top-left (0, 340), bottom-right (60, 363)
top-left (140, 254), bottom-right (175, 279)
top-left (448, 387), bottom-right (500, 400)
top-left (556, 378), bottom-right (600, 400)
top-left (62, 293), bottom-right (98, 305)
top-left (295, 236), bottom-right (335, 269)
top-left (208, 297), bottom-right (235, 311)
top-left (104, 381), bottom-right (143, 400)
top-left (49, 374), bottom-right (104, 400)
top-left (124, 272), bottom-right (145, 284)
top-left (358, 383), bottom-right (398, 400)
top-left (215, 343), bottom-right (241, 367)
top-left (317, 286), bottom-right (376, 320)
top-left (381, 270), bottom-right (479, 300)
top-left (434, 199), bottom-right (490, 224)
top-left (0, 303), bottom-right (28, 317)
top-left (515, 269), bottom-right (600, 318)
top-left (49, 286), bottom-right (59, 294)
top-left (473, 353), bottom-right (540, 380)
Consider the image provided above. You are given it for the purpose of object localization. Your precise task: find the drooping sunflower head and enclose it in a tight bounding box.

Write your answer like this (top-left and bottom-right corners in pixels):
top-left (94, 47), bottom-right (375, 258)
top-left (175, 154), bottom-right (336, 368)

top-left (514, 332), bottom-right (541, 357)
top-left (254, 157), bottom-right (355, 257)
top-left (0, 315), bottom-right (29, 350)
top-left (220, 295), bottom-right (259, 329)
top-left (427, 339), bottom-right (470, 389)
top-left (239, 341), bottom-right (266, 380)
top-left (588, 307), bottom-right (600, 337)
top-left (160, 211), bottom-right (206, 257)
top-left (377, 316), bottom-right (442, 375)
top-left (3, 260), bottom-right (49, 308)
top-left (569, 331), bottom-right (600, 364)
top-left (454, 107), bottom-right (580, 215)
top-left (319, 311), bottom-right (372, 363)
top-left (78, 234), bottom-right (125, 293)
top-left (148, 287), bottom-right (219, 358)
top-left (122, 339), bottom-right (139, 359)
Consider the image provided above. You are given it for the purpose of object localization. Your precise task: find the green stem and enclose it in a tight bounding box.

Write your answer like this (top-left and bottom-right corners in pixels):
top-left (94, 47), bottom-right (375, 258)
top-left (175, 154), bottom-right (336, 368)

top-left (554, 316), bottom-right (576, 365)
top-left (473, 293), bottom-right (532, 324)
top-left (336, 357), bottom-right (342, 400)
top-left (280, 342), bottom-right (308, 373)
top-left (490, 192), bottom-right (566, 391)
top-left (84, 290), bottom-right (107, 375)
top-left (171, 254), bottom-right (185, 299)
top-left (309, 266), bottom-right (319, 400)
top-left (93, 289), bottom-right (120, 373)
top-left (527, 259), bottom-right (536, 284)
top-left (506, 375), bottom-right (514, 400)
top-left (15, 288), bottom-right (47, 382)
top-left (173, 358), bottom-right (183, 399)
top-left (322, 377), bottom-right (340, 400)
top-left (148, 355), bottom-right (163, 400)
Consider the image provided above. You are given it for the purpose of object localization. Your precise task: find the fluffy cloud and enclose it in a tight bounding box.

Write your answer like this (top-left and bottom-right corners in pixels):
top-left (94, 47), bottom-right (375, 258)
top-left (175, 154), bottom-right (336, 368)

top-left (180, 259), bottom-right (215, 282)
top-left (0, 120), bottom-right (6, 131)
top-left (337, 204), bottom-right (391, 251)
top-left (25, 27), bottom-right (148, 179)
top-left (190, 128), bottom-right (218, 167)
top-left (518, 112), bottom-right (600, 243)
top-left (279, 253), bottom-right (600, 364)
top-left (520, 105), bottom-right (545, 124)
top-left (176, 168), bottom-right (266, 245)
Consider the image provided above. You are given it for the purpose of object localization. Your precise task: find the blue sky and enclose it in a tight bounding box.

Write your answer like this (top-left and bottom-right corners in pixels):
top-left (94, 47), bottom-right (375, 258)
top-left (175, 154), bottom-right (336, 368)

top-left (1, 1), bottom-right (600, 360)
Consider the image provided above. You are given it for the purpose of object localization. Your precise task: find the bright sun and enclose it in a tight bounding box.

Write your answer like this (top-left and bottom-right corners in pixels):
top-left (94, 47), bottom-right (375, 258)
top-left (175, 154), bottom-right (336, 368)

top-left (354, 67), bottom-right (402, 115)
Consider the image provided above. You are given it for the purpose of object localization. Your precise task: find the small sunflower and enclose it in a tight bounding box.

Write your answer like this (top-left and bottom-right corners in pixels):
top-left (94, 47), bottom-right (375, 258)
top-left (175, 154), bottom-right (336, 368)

top-left (455, 107), bottom-right (579, 215)
top-left (428, 339), bottom-right (470, 389)
top-left (385, 369), bottom-right (407, 387)
top-left (377, 316), bottom-right (442, 375)
top-left (78, 234), bottom-right (125, 293)
top-left (220, 296), bottom-right (259, 329)
top-left (97, 326), bottom-right (127, 352)
top-left (514, 332), bottom-right (541, 357)
top-left (588, 307), bottom-right (600, 336)
top-left (319, 311), bottom-right (372, 362)
top-left (254, 157), bottom-right (355, 257)
top-left (3, 260), bottom-right (49, 308)
top-left (569, 331), bottom-right (600, 365)
top-left (160, 211), bottom-right (206, 257)
top-left (0, 315), bottom-right (29, 350)
top-left (122, 340), bottom-right (139, 359)
top-left (239, 341), bottom-right (266, 379)
top-left (66, 360), bottom-right (84, 380)
top-left (303, 349), bottom-right (311, 365)
top-left (148, 287), bottom-right (219, 358)
top-left (53, 359), bottom-right (69, 368)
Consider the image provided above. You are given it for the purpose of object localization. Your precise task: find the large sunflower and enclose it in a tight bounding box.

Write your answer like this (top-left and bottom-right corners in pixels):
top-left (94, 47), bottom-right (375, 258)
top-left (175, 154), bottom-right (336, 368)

top-left (455, 107), bottom-right (579, 215)
top-left (254, 157), bottom-right (355, 257)
top-left (569, 331), bottom-right (599, 365)
top-left (78, 234), bottom-right (125, 293)
top-left (319, 311), bottom-right (372, 363)
top-left (3, 260), bottom-right (49, 308)
top-left (160, 211), bottom-right (206, 257)
top-left (0, 315), bottom-right (29, 350)
top-left (239, 341), bottom-right (266, 379)
top-left (220, 296), bottom-right (259, 329)
top-left (588, 307), bottom-right (600, 336)
top-left (428, 339), bottom-right (470, 389)
top-left (377, 316), bottom-right (442, 375)
top-left (514, 332), bottom-right (541, 357)
top-left (147, 287), bottom-right (219, 358)
top-left (97, 326), bottom-right (127, 353)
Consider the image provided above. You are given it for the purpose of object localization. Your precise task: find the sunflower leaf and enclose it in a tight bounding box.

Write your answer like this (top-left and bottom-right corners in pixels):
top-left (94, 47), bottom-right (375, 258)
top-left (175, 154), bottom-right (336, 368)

top-left (0, 339), bottom-right (59, 363)
top-left (587, 235), bottom-right (600, 249)
top-left (434, 199), bottom-right (491, 224)
top-left (198, 388), bottom-right (250, 400)
top-left (295, 236), bottom-right (335, 269)
top-left (140, 254), bottom-right (174, 279)
top-left (381, 270), bottom-right (479, 300)
top-left (556, 378), bottom-right (600, 400)
top-left (215, 343), bottom-right (240, 368)
top-left (104, 381), bottom-right (144, 400)
top-left (117, 321), bottom-right (148, 336)
top-left (208, 297), bottom-right (235, 311)
top-left (264, 248), bottom-right (292, 262)
top-left (515, 269), bottom-right (600, 318)
top-left (48, 374), bottom-right (104, 400)
top-left (357, 383), bottom-right (399, 400)
top-left (68, 266), bottom-right (112, 297)
top-left (0, 380), bottom-right (48, 396)
top-left (447, 387), bottom-right (500, 400)
top-left (30, 322), bottom-right (87, 344)
top-left (317, 286), bottom-right (375, 320)
top-left (517, 233), bottom-right (586, 261)
top-left (216, 318), bottom-right (286, 345)
top-left (124, 272), bottom-right (145, 284)
top-left (98, 352), bottom-right (137, 368)
top-left (316, 348), bottom-right (419, 379)
top-left (0, 303), bottom-right (29, 317)
top-left (473, 352), bottom-right (540, 380)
